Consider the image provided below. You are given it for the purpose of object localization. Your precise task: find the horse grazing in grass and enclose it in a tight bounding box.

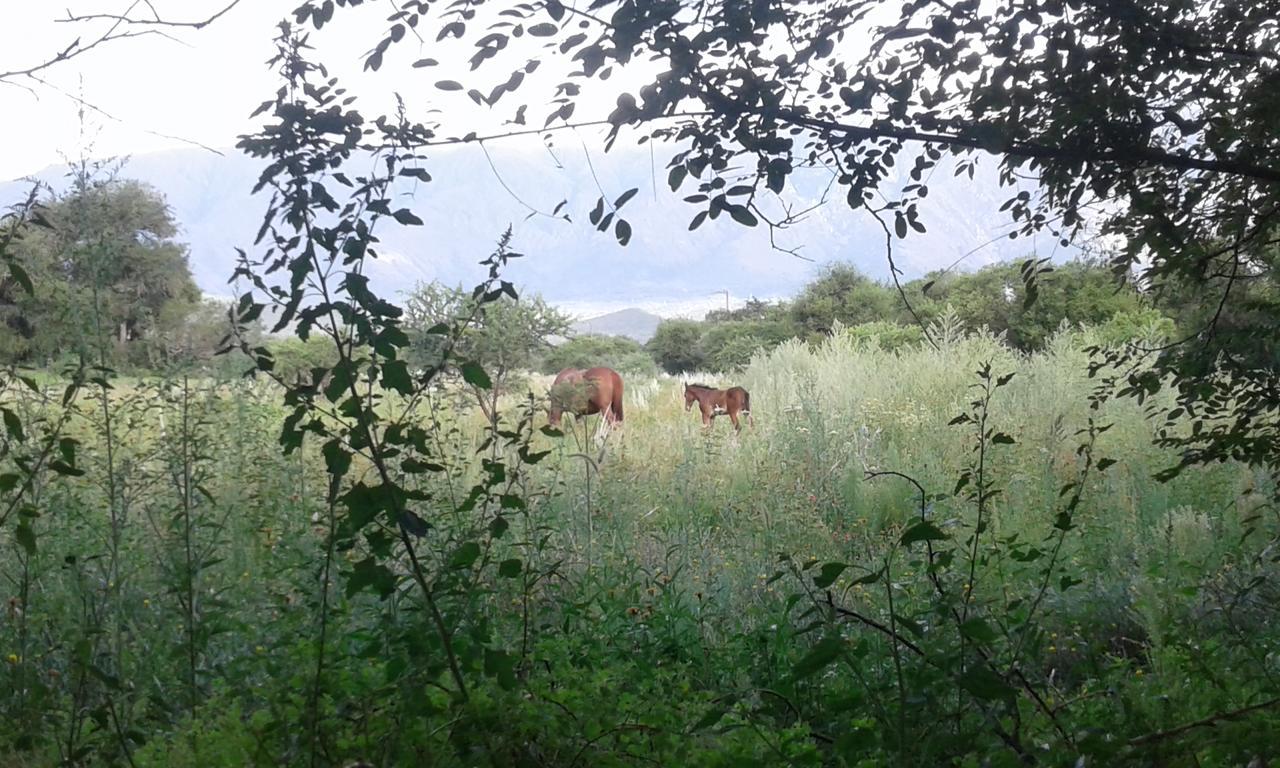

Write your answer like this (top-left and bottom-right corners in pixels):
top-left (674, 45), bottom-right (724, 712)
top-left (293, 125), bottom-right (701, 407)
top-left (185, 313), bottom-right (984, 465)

top-left (548, 367), bottom-right (624, 428)
top-left (684, 383), bottom-right (752, 432)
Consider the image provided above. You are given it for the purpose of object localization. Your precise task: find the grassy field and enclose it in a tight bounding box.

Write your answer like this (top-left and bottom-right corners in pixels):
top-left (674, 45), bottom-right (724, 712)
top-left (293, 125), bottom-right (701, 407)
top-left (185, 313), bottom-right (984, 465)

top-left (1, 323), bottom-right (1277, 766)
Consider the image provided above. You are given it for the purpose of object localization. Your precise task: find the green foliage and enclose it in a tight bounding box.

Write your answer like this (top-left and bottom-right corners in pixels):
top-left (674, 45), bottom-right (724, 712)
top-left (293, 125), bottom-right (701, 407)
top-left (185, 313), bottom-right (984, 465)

top-left (1096, 308), bottom-right (1177, 347)
top-left (790, 264), bottom-right (899, 338)
top-left (7, 3), bottom-right (1280, 764)
top-left (540, 333), bottom-right (657, 376)
top-left (403, 280), bottom-right (569, 421)
top-left (912, 260), bottom-right (1143, 349)
top-left (697, 318), bottom-right (797, 372)
top-left (838, 320), bottom-right (925, 351)
top-left (261, 336), bottom-right (339, 384)
top-left (645, 318), bottom-right (707, 373)
top-left (2, 324), bottom-right (1277, 765)
top-left (0, 176), bottom-right (200, 368)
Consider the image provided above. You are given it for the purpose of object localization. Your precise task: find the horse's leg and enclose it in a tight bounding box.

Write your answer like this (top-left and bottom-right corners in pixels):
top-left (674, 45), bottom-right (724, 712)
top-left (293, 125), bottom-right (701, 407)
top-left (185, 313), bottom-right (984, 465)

top-left (730, 408), bottom-right (741, 432)
top-left (701, 404), bottom-right (712, 427)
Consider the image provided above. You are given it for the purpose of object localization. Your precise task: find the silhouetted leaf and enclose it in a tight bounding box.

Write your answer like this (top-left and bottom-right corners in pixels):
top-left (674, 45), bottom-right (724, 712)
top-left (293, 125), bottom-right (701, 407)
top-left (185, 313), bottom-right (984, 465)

top-left (900, 521), bottom-right (948, 546)
top-left (791, 635), bottom-right (846, 680)
top-left (460, 361), bottom-right (492, 389)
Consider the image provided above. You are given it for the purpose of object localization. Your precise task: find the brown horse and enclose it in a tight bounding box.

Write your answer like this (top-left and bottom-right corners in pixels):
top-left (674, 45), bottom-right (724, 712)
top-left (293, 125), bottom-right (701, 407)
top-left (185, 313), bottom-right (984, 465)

top-left (684, 383), bottom-right (752, 432)
top-left (548, 367), bottom-right (624, 428)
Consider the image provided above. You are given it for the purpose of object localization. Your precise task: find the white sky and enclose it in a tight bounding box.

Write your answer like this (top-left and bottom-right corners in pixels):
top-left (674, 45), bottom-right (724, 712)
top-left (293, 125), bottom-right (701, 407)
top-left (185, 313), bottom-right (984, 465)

top-left (0, 1), bottom-right (651, 182)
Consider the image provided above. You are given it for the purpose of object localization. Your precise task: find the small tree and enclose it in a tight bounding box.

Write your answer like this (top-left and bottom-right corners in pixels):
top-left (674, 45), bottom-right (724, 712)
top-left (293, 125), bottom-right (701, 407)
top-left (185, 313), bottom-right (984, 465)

top-left (404, 279), bottom-right (570, 425)
top-left (645, 319), bottom-right (707, 374)
top-left (912, 259), bottom-right (1144, 349)
top-left (540, 334), bottom-right (658, 377)
top-left (698, 318), bottom-right (797, 372)
top-left (1, 177), bottom-right (200, 368)
top-left (789, 264), bottom-right (899, 338)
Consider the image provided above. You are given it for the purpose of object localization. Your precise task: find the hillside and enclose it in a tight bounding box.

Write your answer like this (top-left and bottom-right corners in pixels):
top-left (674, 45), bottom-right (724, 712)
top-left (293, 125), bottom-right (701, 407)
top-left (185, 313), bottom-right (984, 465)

top-left (1, 140), bottom-right (1075, 313)
top-left (569, 308), bottom-right (663, 343)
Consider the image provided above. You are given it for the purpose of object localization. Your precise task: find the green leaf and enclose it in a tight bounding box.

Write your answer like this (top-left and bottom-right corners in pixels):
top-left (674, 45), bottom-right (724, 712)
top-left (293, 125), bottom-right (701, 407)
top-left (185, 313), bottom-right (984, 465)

top-left (322, 439), bottom-right (351, 477)
top-left (435, 80), bottom-right (464, 91)
top-left (728, 205), bottom-right (758, 227)
top-left (401, 458), bottom-right (446, 474)
top-left (614, 187), bottom-right (639, 208)
top-left (957, 667), bottom-right (1017, 701)
top-left (346, 558), bottom-right (398, 599)
top-left (959, 617), bottom-right (999, 644)
top-left (392, 208), bottom-right (424, 226)
top-left (460, 361), bottom-right (492, 389)
top-left (498, 558), bottom-right (522, 578)
top-left (791, 635), bottom-right (845, 681)
top-left (48, 460), bottom-right (84, 477)
top-left (484, 648), bottom-right (517, 690)
top-left (615, 218), bottom-right (632, 246)
top-left (449, 541), bottom-right (481, 570)
top-left (691, 705), bottom-right (730, 731)
top-left (8, 262), bottom-right (33, 295)
top-left (813, 562), bottom-right (848, 589)
top-left (14, 522), bottom-right (35, 554)
top-left (1, 408), bottom-right (23, 441)
top-left (900, 521), bottom-right (948, 546)
top-left (381, 359), bottom-right (414, 395)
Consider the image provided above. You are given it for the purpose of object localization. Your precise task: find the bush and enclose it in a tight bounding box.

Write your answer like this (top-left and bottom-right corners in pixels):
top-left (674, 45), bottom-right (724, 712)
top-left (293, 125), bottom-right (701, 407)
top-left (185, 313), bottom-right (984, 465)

top-left (264, 335), bottom-right (339, 383)
top-left (645, 318), bottom-right (707, 373)
top-left (838, 320), bottom-right (925, 351)
top-left (698, 318), bottom-right (797, 372)
top-left (540, 334), bottom-right (658, 376)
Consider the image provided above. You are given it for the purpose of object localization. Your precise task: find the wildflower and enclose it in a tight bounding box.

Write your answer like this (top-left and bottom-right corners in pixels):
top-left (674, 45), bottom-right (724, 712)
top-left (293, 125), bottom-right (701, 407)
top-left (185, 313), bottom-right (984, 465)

top-left (5, 654), bottom-right (17, 664)
top-left (143, 599), bottom-right (151, 608)
top-left (1135, 669), bottom-right (1144, 677)
top-left (255, 646), bottom-right (266, 655)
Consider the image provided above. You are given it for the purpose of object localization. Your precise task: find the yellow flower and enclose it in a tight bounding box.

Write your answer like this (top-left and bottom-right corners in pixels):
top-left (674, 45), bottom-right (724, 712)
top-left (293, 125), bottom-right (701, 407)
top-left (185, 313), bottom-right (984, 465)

top-left (6, 654), bottom-right (18, 664)
top-left (143, 599), bottom-right (151, 608)
top-left (1134, 669), bottom-right (1144, 677)
top-left (255, 646), bottom-right (266, 655)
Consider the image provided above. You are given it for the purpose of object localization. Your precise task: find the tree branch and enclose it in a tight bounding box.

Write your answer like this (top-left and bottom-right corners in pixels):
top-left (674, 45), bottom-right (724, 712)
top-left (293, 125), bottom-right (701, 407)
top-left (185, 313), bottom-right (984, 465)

top-left (1128, 697), bottom-right (1280, 748)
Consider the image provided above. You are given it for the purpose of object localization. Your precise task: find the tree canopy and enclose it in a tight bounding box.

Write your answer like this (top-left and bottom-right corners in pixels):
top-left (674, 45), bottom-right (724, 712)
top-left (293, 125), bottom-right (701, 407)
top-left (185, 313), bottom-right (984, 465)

top-left (0, 177), bottom-right (201, 368)
top-left (272, 0), bottom-right (1278, 480)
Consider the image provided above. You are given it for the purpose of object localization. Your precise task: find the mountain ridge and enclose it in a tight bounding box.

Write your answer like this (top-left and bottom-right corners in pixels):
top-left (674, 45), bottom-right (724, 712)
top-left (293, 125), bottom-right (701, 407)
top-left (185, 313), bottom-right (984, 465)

top-left (1, 140), bottom-right (1077, 315)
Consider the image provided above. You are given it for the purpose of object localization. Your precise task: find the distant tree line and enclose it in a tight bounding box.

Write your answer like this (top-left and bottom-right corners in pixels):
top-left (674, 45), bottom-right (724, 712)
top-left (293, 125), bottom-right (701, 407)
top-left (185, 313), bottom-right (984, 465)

top-left (5, 173), bottom-right (1255, 381)
top-left (641, 259), bottom-right (1224, 374)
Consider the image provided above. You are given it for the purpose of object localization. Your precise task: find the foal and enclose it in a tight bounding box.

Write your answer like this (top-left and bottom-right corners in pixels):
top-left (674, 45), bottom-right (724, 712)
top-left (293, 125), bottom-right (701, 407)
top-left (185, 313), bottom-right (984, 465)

top-left (683, 383), bottom-right (753, 432)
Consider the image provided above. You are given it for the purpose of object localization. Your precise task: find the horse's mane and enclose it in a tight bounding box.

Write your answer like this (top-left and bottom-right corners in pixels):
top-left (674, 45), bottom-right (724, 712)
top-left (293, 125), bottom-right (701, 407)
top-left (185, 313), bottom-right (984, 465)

top-left (686, 382), bottom-right (717, 390)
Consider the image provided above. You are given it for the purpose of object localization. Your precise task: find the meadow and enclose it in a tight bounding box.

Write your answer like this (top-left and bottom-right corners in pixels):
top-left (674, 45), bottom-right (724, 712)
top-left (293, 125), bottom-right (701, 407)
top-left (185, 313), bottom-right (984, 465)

top-left (1, 319), bottom-right (1277, 767)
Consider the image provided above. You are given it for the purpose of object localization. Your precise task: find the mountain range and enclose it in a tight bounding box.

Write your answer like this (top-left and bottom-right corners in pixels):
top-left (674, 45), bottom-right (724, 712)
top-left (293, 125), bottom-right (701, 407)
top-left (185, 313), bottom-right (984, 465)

top-left (1, 138), bottom-right (1077, 322)
top-left (569, 308), bottom-right (664, 343)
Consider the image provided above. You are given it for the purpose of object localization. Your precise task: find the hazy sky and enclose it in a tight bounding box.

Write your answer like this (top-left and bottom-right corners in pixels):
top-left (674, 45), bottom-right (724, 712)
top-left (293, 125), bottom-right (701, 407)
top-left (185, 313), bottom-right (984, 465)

top-left (0, 1), bottom-right (649, 182)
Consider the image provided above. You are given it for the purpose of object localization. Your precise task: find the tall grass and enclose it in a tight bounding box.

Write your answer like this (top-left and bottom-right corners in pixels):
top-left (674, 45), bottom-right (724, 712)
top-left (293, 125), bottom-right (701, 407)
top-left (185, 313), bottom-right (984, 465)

top-left (1, 322), bottom-right (1276, 766)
